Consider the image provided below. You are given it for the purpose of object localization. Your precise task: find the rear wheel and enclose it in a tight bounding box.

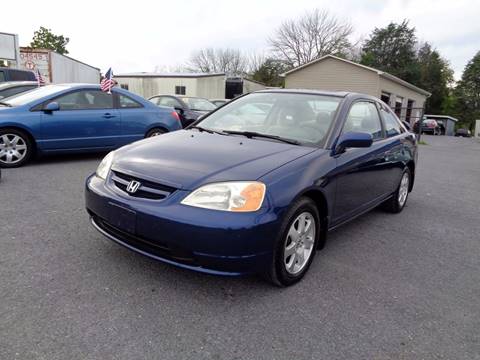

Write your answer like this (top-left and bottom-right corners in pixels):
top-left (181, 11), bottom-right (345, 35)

top-left (145, 128), bottom-right (167, 138)
top-left (0, 129), bottom-right (33, 168)
top-left (265, 197), bottom-right (320, 286)
top-left (382, 168), bottom-right (411, 213)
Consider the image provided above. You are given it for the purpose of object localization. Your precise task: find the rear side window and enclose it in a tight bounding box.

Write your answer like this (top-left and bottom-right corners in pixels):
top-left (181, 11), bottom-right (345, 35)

top-left (10, 70), bottom-right (35, 81)
top-left (343, 101), bottom-right (383, 140)
top-left (0, 71), bottom-right (5, 82)
top-left (380, 107), bottom-right (404, 137)
top-left (54, 90), bottom-right (113, 110)
top-left (118, 94), bottom-right (142, 108)
top-left (157, 96), bottom-right (182, 108)
top-left (0, 85), bottom-right (36, 99)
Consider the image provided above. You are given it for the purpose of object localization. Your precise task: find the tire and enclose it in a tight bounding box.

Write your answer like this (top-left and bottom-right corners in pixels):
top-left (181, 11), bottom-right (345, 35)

top-left (0, 128), bottom-right (33, 168)
top-left (145, 128), bottom-right (167, 138)
top-left (264, 197), bottom-right (320, 286)
top-left (382, 168), bottom-right (411, 213)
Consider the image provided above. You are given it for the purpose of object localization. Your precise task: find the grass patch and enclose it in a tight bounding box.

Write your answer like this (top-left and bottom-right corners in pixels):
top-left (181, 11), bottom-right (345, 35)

top-left (418, 140), bottom-right (429, 145)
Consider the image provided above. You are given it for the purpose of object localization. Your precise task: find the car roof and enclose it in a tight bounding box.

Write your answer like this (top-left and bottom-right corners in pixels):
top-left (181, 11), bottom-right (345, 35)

top-left (0, 81), bottom-right (38, 90)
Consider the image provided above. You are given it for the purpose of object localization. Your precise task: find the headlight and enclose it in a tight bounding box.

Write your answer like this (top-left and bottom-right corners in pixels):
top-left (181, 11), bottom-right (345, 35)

top-left (96, 151), bottom-right (115, 180)
top-left (181, 181), bottom-right (266, 212)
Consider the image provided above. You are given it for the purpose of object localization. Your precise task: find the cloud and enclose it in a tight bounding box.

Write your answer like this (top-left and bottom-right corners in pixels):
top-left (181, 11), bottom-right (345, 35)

top-left (2, 0), bottom-right (478, 79)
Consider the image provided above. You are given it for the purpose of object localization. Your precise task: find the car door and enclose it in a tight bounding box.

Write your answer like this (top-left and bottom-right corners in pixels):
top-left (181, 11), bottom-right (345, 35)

top-left (115, 92), bottom-right (147, 145)
top-left (332, 100), bottom-right (392, 223)
top-left (378, 103), bottom-right (413, 192)
top-left (40, 89), bottom-right (120, 150)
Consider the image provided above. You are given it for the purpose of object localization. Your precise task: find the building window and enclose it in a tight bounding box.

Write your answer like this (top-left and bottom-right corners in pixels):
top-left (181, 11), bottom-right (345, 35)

top-left (120, 84), bottom-right (129, 90)
top-left (175, 86), bottom-right (186, 95)
top-left (395, 96), bottom-right (404, 118)
top-left (380, 91), bottom-right (391, 105)
top-left (406, 99), bottom-right (414, 123)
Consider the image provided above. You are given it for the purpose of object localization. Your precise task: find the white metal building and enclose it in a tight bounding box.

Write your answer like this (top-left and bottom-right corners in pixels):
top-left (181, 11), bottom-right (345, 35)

top-left (115, 73), bottom-right (266, 100)
top-left (283, 55), bottom-right (431, 124)
top-left (19, 48), bottom-right (100, 84)
top-left (116, 73), bottom-right (226, 99)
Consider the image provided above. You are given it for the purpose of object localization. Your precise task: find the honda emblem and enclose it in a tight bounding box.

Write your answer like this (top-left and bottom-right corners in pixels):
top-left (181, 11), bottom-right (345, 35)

top-left (126, 180), bottom-right (141, 194)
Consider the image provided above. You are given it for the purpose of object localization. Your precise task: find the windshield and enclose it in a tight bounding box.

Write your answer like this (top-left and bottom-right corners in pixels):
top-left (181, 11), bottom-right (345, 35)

top-left (3, 85), bottom-right (68, 106)
top-left (197, 92), bottom-right (342, 145)
top-left (183, 97), bottom-right (216, 112)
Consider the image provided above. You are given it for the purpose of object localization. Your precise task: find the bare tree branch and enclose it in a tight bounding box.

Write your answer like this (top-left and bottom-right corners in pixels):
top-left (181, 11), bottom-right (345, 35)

top-left (186, 48), bottom-right (250, 76)
top-left (269, 9), bottom-right (354, 67)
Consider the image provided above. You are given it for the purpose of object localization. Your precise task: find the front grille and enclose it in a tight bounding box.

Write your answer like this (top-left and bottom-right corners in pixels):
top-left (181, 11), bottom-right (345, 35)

top-left (92, 215), bottom-right (196, 265)
top-left (111, 170), bottom-right (177, 200)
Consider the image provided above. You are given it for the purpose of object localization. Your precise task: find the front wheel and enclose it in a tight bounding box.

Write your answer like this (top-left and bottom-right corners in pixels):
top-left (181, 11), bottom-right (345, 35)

top-left (265, 197), bottom-right (320, 286)
top-left (382, 168), bottom-right (411, 213)
top-left (0, 129), bottom-right (33, 168)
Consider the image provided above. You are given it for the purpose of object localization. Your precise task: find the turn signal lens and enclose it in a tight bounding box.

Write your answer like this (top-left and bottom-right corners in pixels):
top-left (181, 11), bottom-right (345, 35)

top-left (181, 182), bottom-right (266, 212)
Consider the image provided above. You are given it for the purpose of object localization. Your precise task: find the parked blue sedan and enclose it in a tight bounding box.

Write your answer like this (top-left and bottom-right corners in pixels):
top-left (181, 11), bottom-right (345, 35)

top-left (85, 90), bottom-right (417, 286)
top-left (0, 84), bottom-right (182, 167)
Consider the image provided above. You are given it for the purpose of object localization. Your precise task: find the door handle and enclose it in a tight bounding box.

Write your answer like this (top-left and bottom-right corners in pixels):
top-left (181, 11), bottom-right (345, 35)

top-left (103, 113), bottom-right (116, 119)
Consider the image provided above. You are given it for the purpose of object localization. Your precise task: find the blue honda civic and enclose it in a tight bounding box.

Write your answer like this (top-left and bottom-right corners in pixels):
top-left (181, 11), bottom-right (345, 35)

top-left (85, 90), bottom-right (417, 286)
top-left (0, 84), bottom-right (182, 167)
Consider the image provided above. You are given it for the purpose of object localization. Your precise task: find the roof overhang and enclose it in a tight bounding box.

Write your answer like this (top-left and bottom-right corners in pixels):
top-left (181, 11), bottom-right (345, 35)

top-left (424, 114), bottom-right (459, 122)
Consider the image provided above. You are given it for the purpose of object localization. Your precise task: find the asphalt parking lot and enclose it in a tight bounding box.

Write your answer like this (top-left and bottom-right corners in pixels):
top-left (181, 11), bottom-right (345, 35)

top-left (1, 135), bottom-right (479, 359)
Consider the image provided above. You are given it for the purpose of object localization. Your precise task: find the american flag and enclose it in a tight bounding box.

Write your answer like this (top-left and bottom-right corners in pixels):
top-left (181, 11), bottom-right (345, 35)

top-left (35, 69), bottom-right (45, 87)
top-left (100, 68), bottom-right (115, 93)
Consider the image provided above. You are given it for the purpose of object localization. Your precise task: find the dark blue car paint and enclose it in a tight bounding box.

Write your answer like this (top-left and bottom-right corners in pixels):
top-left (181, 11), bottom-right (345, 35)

top-left (0, 84), bottom-right (182, 155)
top-left (85, 90), bottom-right (417, 276)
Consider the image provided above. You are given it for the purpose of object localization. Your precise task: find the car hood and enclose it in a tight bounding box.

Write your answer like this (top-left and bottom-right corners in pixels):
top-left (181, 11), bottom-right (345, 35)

top-left (112, 130), bottom-right (317, 190)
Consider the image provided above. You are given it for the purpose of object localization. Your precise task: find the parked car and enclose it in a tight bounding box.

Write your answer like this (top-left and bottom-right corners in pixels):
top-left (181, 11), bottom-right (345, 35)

top-left (455, 128), bottom-right (471, 137)
top-left (0, 84), bottom-right (182, 167)
top-left (0, 67), bottom-right (36, 82)
top-left (210, 99), bottom-right (229, 107)
top-left (0, 81), bottom-right (38, 100)
top-left (149, 95), bottom-right (217, 127)
top-left (86, 89), bottom-right (417, 286)
top-left (413, 119), bottom-right (441, 135)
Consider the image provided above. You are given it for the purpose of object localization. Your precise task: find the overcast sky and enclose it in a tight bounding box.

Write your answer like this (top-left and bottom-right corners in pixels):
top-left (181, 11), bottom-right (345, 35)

top-left (3, 0), bottom-right (479, 80)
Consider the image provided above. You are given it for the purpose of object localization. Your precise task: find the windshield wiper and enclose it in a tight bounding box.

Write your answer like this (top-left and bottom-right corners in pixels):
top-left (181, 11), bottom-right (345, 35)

top-left (0, 102), bottom-right (12, 107)
top-left (223, 130), bottom-right (300, 145)
top-left (189, 125), bottom-right (226, 135)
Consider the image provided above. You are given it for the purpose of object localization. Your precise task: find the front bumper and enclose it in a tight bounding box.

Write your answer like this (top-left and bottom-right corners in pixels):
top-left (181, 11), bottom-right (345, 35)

top-left (85, 174), bottom-right (280, 275)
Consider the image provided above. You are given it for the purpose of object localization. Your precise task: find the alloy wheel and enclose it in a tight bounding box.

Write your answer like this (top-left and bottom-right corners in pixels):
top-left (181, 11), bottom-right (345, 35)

top-left (398, 172), bottom-right (409, 207)
top-left (0, 134), bottom-right (28, 165)
top-left (284, 212), bottom-right (316, 275)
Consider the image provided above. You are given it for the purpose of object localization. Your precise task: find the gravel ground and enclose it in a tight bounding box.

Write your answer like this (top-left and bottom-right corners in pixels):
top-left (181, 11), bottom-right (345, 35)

top-left (0, 135), bottom-right (479, 359)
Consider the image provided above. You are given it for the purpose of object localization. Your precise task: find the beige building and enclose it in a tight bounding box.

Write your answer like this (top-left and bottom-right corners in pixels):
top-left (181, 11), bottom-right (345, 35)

top-left (116, 73), bottom-right (266, 100)
top-left (284, 55), bottom-right (431, 124)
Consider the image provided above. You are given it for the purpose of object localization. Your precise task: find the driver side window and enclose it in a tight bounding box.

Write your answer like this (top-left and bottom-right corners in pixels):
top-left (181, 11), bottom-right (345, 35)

top-left (343, 101), bottom-right (383, 141)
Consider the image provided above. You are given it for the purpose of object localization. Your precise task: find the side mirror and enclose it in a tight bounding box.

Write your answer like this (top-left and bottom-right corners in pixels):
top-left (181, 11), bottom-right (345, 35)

top-left (174, 107), bottom-right (184, 115)
top-left (335, 132), bottom-right (373, 154)
top-left (43, 102), bottom-right (60, 112)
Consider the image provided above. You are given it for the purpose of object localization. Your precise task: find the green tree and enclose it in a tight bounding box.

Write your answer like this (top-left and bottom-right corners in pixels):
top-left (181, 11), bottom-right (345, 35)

top-left (251, 59), bottom-right (290, 87)
top-left (361, 20), bottom-right (419, 84)
top-left (30, 27), bottom-right (69, 54)
top-left (417, 43), bottom-right (454, 114)
top-left (455, 51), bottom-right (480, 130)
